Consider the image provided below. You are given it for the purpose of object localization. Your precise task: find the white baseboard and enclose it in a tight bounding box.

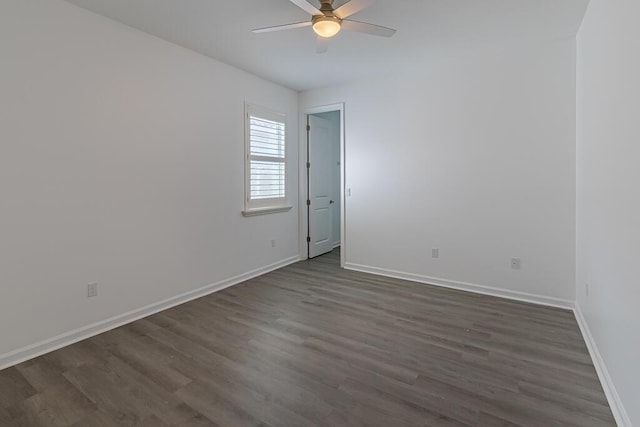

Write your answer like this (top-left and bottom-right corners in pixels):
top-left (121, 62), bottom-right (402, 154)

top-left (343, 262), bottom-right (574, 310)
top-left (573, 302), bottom-right (631, 427)
top-left (0, 256), bottom-right (299, 370)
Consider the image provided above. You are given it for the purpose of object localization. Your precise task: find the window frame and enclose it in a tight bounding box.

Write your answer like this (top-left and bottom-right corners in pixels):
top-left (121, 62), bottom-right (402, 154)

top-left (242, 103), bottom-right (292, 217)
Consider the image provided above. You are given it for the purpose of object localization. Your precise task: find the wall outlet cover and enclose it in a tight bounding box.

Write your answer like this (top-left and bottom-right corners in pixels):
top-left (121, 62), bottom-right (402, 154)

top-left (87, 283), bottom-right (98, 298)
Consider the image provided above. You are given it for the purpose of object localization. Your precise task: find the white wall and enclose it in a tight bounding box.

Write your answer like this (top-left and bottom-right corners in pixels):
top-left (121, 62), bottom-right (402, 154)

top-left (576, 0), bottom-right (640, 424)
top-left (301, 38), bottom-right (577, 306)
top-left (0, 0), bottom-right (298, 364)
top-left (314, 111), bottom-right (341, 247)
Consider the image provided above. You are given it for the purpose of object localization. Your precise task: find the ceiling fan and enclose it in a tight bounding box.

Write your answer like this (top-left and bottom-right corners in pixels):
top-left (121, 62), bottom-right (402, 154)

top-left (252, 0), bottom-right (396, 53)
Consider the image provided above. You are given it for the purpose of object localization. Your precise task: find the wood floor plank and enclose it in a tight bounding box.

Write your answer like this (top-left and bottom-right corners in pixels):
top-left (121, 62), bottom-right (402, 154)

top-left (0, 367), bottom-right (38, 409)
top-left (5, 380), bottom-right (96, 427)
top-left (0, 248), bottom-right (615, 426)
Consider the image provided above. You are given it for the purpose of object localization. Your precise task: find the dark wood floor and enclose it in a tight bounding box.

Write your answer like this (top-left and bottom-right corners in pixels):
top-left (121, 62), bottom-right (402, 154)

top-left (0, 249), bottom-right (615, 426)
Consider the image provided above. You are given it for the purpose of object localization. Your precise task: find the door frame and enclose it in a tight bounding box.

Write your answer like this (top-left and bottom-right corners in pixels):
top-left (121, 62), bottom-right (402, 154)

top-left (298, 103), bottom-right (345, 267)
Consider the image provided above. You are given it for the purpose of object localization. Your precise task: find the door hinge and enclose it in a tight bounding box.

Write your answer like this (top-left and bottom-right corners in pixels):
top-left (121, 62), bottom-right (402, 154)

top-left (306, 236), bottom-right (311, 243)
top-left (306, 162), bottom-right (311, 169)
top-left (306, 199), bottom-right (311, 206)
top-left (306, 124), bottom-right (310, 131)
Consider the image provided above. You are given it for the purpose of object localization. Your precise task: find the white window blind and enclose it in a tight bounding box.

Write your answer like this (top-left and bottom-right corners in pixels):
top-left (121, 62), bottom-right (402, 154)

top-left (243, 104), bottom-right (290, 215)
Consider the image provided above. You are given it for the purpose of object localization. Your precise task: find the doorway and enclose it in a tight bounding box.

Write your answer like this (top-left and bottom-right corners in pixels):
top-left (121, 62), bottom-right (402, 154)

top-left (302, 104), bottom-right (344, 264)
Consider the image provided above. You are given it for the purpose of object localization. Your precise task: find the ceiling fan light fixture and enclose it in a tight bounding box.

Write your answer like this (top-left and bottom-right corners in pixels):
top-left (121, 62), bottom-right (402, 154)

top-left (312, 16), bottom-right (341, 38)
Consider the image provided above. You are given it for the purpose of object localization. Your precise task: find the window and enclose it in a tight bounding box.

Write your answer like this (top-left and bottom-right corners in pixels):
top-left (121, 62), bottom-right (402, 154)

top-left (243, 104), bottom-right (291, 216)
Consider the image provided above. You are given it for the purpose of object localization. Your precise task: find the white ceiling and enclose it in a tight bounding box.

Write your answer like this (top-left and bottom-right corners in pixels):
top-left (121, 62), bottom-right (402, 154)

top-left (64, 0), bottom-right (589, 92)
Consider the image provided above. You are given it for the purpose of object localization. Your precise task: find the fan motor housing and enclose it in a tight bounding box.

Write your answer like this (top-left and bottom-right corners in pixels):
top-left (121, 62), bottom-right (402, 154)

top-left (318, 0), bottom-right (336, 16)
top-left (312, 14), bottom-right (341, 25)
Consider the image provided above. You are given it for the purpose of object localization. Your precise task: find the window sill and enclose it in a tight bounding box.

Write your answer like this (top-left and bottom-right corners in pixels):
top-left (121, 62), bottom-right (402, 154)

top-left (242, 206), bottom-right (293, 217)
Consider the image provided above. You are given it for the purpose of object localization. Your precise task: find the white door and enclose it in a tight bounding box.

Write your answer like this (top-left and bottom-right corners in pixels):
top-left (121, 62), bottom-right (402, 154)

top-left (308, 115), bottom-right (334, 258)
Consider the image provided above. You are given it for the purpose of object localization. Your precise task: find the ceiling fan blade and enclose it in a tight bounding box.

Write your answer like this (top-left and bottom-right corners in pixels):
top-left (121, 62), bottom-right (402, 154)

top-left (341, 19), bottom-right (396, 37)
top-left (333, 0), bottom-right (375, 19)
top-left (289, 0), bottom-right (322, 16)
top-left (316, 36), bottom-right (329, 54)
top-left (252, 21), bottom-right (312, 33)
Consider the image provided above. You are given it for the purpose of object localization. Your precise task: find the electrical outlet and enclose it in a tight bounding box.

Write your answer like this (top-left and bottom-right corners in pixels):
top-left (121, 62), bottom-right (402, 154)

top-left (271, 239), bottom-right (276, 248)
top-left (511, 258), bottom-right (521, 270)
top-left (87, 283), bottom-right (98, 298)
top-left (432, 248), bottom-right (439, 258)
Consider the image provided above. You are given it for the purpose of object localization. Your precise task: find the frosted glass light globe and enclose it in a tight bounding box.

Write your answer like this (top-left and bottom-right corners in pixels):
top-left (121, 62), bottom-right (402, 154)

top-left (313, 16), bottom-right (341, 38)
